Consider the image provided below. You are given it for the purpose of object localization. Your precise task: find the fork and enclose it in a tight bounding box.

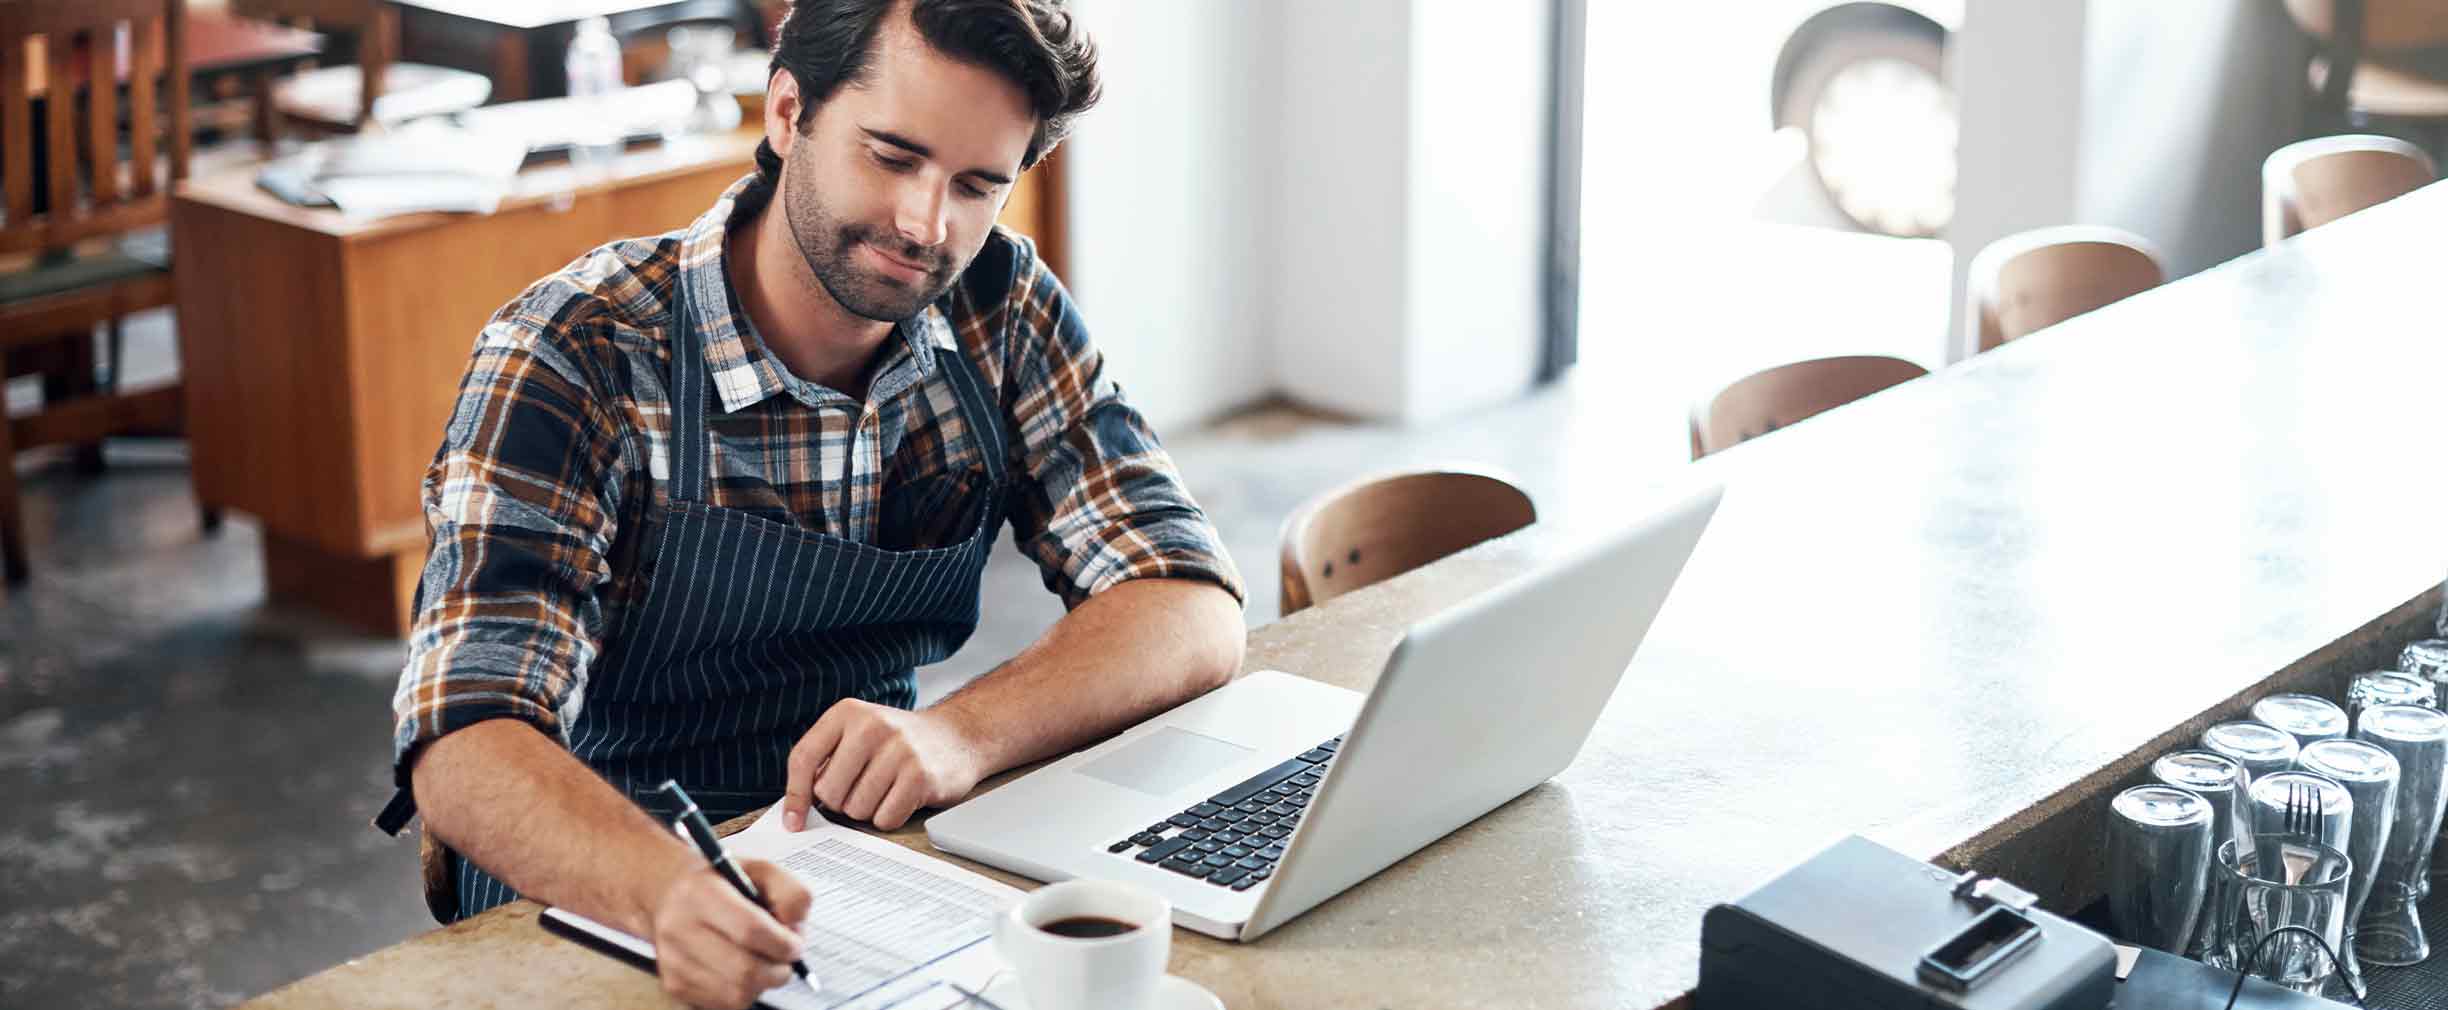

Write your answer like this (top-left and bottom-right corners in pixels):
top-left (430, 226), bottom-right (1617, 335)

top-left (2284, 781), bottom-right (2371, 998)
top-left (2280, 781), bottom-right (2319, 885)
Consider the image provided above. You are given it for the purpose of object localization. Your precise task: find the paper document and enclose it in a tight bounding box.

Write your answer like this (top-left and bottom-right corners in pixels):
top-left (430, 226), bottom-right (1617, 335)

top-left (543, 805), bottom-right (1023, 1010)
top-left (456, 79), bottom-right (697, 153)
top-left (254, 122), bottom-right (528, 220)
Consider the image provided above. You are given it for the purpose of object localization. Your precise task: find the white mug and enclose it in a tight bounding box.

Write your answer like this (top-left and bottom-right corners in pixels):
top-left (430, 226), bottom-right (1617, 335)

top-left (992, 879), bottom-right (1171, 1010)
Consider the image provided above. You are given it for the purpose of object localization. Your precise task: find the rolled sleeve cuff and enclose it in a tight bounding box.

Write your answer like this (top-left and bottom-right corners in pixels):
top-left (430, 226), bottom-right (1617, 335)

top-left (391, 693), bottom-right (563, 788)
top-left (1071, 517), bottom-right (1247, 610)
top-left (378, 693), bottom-right (564, 835)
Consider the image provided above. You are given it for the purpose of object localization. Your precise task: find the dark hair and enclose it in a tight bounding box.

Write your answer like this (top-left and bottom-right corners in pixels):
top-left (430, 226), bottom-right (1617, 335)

top-left (748, 0), bottom-right (1100, 196)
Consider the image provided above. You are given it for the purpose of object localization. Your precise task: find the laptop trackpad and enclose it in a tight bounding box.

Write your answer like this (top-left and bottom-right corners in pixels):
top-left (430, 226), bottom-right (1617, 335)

top-left (1076, 726), bottom-right (1254, 796)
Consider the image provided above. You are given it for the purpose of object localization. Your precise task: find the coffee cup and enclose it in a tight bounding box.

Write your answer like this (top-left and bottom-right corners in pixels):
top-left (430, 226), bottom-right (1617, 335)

top-left (992, 879), bottom-right (1170, 1010)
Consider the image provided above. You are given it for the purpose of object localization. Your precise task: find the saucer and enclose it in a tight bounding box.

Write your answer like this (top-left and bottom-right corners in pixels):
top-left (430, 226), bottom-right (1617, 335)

top-left (977, 973), bottom-right (1223, 1010)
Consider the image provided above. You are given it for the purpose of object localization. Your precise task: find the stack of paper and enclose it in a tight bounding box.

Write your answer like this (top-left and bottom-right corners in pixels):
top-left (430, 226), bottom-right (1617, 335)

top-left (543, 804), bottom-right (1025, 1010)
top-left (456, 79), bottom-right (698, 155)
top-left (256, 122), bottom-right (527, 220)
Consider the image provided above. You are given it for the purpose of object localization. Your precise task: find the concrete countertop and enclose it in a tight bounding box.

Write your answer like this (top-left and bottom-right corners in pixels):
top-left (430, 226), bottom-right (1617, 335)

top-left (240, 181), bottom-right (2448, 1009)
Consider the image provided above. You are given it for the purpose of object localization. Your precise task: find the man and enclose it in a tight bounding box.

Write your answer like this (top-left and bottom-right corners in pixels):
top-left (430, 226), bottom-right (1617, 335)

top-left (374, 2), bottom-right (1246, 1006)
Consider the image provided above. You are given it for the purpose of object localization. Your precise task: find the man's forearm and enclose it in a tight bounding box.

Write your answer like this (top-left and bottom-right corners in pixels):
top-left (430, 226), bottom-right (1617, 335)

top-left (409, 719), bottom-right (699, 935)
top-left (931, 578), bottom-right (1245, 778)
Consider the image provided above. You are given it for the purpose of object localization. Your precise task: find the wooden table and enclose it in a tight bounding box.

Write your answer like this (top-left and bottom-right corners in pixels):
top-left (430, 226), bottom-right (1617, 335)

top-left (232, 182), bottom-right (2448, 1008)
top-left (170, 126), bottom-right (763, 634)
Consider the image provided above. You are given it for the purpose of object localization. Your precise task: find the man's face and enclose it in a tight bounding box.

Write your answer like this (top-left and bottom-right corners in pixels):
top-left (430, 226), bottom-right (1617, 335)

top-left (765, 15), bottom-right (1037, 323)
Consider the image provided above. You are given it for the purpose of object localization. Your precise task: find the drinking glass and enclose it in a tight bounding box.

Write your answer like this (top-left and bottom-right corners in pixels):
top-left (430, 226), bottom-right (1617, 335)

top-left (2105, 785), bottom-right (2214, 953)
top-left (2151, 750), bottom-right (2248, 956)
top-left (2202, 838), bottom-right (2353, 994)
top-left (2296, 738), bottom-right (2398, 990)
top-left (2246, 770), bottom-right (2352, 864)
top-left (2354, 703), bottom-right (2448, 965)
top-left (2251, 693), bottom-right (2349, 750)
top-left (2347, 671), bottom-right (2436, 724)
top-left (2201, 721), bottom-right (2300, 785)
top-left (2400, 638), bottom-right (2448, 709)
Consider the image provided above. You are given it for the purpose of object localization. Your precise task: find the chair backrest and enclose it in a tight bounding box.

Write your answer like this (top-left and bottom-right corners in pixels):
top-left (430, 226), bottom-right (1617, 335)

top-left (1964, 225), bottom-right (2165, 356)
top-left (1691, 355), bottom-right (1929, 459)
top-left (1278, 469), bottom-right (1536, 615)
top-left (2283, 0), bottom-right (2448, 51)
top-left (1, 0), bottom-right (190, 258)
top-left (2263, 134), bottom-right (2437, 246)
top-left (228, 0), bottom-right (390, 128)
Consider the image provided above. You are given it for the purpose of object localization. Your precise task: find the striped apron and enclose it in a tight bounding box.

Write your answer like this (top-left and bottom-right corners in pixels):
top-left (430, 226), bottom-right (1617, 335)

top-left (449, 267), bottom-right (1010, 919)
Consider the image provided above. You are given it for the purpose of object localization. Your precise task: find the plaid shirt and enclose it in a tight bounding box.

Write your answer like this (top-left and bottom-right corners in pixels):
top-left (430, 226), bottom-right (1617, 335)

top-left (391, 174), bottom-right (1243, 782)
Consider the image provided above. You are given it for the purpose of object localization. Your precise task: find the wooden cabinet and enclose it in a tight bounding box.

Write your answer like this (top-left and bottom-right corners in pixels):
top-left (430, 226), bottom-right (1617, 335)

top-left (172, 128), bottom-right (762, 632)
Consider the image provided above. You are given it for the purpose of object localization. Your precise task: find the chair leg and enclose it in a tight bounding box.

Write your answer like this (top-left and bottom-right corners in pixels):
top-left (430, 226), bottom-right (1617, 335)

top-left (38, 330), bottom-right (106, 474)
top-left (106, 316), bottom-right (127, 395)
top-left (0, 413), bottom-right (28, 585)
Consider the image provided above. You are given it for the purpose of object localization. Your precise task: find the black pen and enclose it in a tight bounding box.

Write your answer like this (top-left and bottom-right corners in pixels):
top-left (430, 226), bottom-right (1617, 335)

top-left (656, 780), bottom-right (816, 987)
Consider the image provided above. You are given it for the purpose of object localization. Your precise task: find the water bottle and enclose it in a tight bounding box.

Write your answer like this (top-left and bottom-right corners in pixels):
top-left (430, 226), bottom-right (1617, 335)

top-left (564, 16), bottom-right (625, 172)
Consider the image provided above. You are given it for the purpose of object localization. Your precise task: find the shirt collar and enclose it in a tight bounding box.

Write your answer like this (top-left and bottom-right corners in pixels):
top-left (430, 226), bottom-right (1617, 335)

top-left (676, 174), bottom-right (962, 414)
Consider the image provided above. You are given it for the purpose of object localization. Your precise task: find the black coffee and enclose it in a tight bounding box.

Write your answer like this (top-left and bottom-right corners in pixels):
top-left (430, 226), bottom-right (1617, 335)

top-left (1040, 916), bottom-right (1138, 939)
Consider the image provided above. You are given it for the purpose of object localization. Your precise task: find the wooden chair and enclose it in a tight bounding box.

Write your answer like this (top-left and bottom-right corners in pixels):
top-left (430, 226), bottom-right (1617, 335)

top-left (1963, 225), bottom-right (2165, 357)
top-left (227, 0), bottom-right (489, 144)
top-left (2262, 133), bottom-right (2437, 246)
top-left (2, 0), bottom-right (211, 584)
top-left (1277, 469), bottom-right (1536, 616)
top-left (1690, 355), bottom-right (1928, 459)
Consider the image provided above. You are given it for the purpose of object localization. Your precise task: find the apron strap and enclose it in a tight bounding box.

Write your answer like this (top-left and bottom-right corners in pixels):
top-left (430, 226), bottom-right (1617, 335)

top-left (932, 321), bottom-right (1008, 488)
top-left (667, 266), bottom-right (713, 504)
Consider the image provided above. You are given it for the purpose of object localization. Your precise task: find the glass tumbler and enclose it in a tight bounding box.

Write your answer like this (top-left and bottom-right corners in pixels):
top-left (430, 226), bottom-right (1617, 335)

top-left (2251, 693), bottom-right (2350, 750)
top-left (2354, 703), bottom-right (2448, 965)
top-left (2296, 738), bottom-right (2399, 989)
top-left (2402, 638), bottom-right (2448, 894)
top-left (2152, 750), bottom-right (2249, 956)
top-left (2106, 784), bottom-right (2215, 953)
top-left (2203, 838), bottom-right (2353, 995)
top-left (2202, 721), bottom-right (2300, 786)
top-left (2246, 770), bottom-right (2353, 868)
top-left (2400, 638), bottom-right (2448, 709)
top-left (2347, 671), bottom-right (2436, 724)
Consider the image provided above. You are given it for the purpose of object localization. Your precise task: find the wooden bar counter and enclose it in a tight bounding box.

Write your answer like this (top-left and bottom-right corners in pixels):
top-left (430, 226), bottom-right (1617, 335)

top-left (170, 128), bottom-right (763, 633)
top-left (236, 184), bottom-right (2448, 1009)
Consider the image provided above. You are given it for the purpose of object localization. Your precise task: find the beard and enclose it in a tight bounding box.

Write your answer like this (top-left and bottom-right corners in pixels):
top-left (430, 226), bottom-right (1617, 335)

top-left (778, 147), bottom-right (962, 323)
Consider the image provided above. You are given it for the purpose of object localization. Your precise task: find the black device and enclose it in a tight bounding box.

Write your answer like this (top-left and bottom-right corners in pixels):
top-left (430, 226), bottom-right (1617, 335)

top-left (1696, 834), bottom-right (2345, 1010)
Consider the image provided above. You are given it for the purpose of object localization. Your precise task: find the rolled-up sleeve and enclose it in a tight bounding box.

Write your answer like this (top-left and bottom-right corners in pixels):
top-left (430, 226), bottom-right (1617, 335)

top-left (999, 248), bottom-right (1245, 611)
top-left (390, 307), bottom-right (626, 787)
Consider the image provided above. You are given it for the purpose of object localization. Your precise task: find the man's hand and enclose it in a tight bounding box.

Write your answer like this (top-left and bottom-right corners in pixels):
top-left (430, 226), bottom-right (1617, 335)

top-left (649, 860), bottom-right (812, 1010)
top-left (782, 699), bottom-right (986, 831)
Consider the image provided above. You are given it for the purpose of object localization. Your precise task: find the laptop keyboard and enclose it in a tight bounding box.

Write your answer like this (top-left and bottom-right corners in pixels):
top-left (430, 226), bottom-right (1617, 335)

top-left (1105, 734), bottom-right (1343, 891)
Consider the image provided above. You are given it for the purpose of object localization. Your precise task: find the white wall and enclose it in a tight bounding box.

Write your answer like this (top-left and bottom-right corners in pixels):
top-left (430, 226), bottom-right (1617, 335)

top-left (1946, 0), bottom-right (2086, 357)
top-left (1401, 0), bottom-right (1552, 421)
top-left (1266, 0), bottom-right (1418, 421)
top-left (1065, 0), bottom-right (1554, 427)
top-left (1061, 1), bottom-right (1283, 433)
top-left (1949, 0), bottom-right (2309, 356)
top-left (2075, 1), bottom-right (2306, 278)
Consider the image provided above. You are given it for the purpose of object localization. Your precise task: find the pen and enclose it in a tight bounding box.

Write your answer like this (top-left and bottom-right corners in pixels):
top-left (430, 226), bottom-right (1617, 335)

top-left (656, 780), bottom-right (816, 987)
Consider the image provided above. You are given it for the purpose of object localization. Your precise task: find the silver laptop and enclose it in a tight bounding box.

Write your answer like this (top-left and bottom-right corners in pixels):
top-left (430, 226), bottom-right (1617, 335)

top-left (926, 483), bottom-right (1721, 941)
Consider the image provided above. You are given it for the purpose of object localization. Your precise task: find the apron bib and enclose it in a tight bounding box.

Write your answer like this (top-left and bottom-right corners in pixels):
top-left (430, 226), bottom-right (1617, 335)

top-left (452, 268), bottom-right (1008, 919)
